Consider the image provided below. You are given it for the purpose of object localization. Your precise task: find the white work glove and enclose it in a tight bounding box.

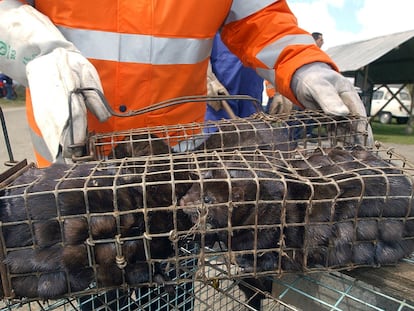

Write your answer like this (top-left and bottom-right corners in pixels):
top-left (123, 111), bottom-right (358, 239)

top-left (0, 1), bottom-right (111, 161)
top-left (292, 62), bottom-right (374, 146)
top-left (27, 49), bottom-right (111, 160)
top-left (207, 62), bottom-right (230, 111)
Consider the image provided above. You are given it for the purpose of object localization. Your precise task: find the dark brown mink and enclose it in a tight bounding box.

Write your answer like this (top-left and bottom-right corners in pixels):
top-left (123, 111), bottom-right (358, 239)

top-left (193, 119), bottom-right (293, 153)
top-left (0, 156), bottom-right (195, 299)
top-left (180, 149), bottom-right (414, 308)
top-left (109, 133), bottom-right (171, 159)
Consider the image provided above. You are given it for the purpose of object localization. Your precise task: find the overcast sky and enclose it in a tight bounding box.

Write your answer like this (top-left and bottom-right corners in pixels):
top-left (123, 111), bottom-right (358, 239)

top-left (288, 0), bottom-right (413, 49)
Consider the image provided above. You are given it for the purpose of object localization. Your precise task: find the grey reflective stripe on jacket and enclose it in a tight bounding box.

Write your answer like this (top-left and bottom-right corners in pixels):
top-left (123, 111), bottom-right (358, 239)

top-left (256, 34), bottom-right (315, 85)
top-left (225, 0), bottom-right (277, 24)
top-left (58, 26), bottom-right (213, 65)
top-left (29, 129), bottom-right (54, 163)
top-left (223, 0), bottom-right (315, 86)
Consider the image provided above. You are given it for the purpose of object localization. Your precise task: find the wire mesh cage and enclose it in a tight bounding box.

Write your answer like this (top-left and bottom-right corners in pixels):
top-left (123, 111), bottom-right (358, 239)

top-left (86, 109), bottom-right (372, 160)
top-left (0, 110), bottom-right (413, 310)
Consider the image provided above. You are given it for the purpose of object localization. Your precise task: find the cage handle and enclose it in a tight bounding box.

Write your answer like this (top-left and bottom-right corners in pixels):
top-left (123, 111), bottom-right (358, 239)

top-left (67, 88), bottom-right (262, 159)
top-left (69, 87), bottom-right (261, 119)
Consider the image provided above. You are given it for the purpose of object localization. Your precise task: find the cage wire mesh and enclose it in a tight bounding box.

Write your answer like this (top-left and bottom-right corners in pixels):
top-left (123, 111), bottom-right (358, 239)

top-left (87, 109), bottom-right (371, 159)
top-left (0, 111), bottom-right (413, 311)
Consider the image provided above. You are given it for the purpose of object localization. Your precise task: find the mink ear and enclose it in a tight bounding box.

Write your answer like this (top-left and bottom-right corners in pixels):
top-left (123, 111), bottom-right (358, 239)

top-left (232, 187), bottom-right (245, 201)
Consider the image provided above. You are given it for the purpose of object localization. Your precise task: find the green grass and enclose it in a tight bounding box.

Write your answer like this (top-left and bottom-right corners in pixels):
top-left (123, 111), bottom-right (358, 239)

top-left (371, 120), bottom-right (414, 145)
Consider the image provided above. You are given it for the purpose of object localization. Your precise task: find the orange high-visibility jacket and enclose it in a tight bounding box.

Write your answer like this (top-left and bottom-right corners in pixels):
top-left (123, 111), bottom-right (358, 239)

top-left (265, 80), bottom-right (276, 99)
top-left (25, 0), bottom-right (336, 166)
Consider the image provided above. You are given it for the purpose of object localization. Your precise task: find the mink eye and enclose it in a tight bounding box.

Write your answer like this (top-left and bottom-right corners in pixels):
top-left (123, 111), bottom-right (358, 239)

top-left (203, 195), bottom-right (213, 204)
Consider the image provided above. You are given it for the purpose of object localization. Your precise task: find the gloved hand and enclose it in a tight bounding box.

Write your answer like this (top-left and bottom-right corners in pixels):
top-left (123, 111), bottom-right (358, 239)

top-left (26, 48), bottom-right (111, 160)
top-left (292, 62), bottom-right (374, 145)
top-left (207, 62), bottom-right (230, 111)
top-left (0, 1), bottom-right (111, 161)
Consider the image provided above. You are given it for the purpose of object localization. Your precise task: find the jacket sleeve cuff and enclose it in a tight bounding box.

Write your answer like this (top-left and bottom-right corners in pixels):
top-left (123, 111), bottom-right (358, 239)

top-left (275, 45), bottom-right (338, 107)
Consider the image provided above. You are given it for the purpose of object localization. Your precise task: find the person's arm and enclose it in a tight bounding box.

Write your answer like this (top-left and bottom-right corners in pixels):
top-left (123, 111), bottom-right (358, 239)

top-left (0, 0), bottom-right (110, 161)
top-left (221, 0), bottom-right (373, 144)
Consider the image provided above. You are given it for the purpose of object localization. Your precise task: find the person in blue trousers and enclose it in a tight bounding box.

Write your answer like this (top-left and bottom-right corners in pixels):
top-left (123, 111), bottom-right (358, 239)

top-left (205, 32), bottom-right (264, 124)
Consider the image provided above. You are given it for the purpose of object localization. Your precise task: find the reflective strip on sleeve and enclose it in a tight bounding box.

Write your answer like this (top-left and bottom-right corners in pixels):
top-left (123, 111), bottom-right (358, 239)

top-left (256, 67), bottom-right (275, 86)
top-left (256, 34), bottom-right (315, 69)
top-left (225, 0), bottom-right (278, 24)
top-left (58, 26), bottom-right (213, 65)
top-left (29, 129), bottom-right (54, 163)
